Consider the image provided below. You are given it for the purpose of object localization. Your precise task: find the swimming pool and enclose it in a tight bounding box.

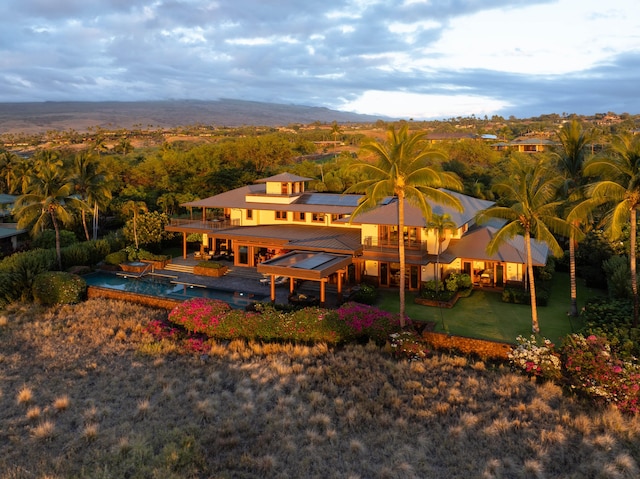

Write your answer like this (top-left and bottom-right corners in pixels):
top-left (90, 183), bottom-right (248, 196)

top-left (83, 272), bottom-right (268, 309)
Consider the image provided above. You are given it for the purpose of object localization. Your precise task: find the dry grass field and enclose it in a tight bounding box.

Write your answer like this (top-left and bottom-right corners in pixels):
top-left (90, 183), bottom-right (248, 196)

top-left (1, 299), bottom-right (639, 478)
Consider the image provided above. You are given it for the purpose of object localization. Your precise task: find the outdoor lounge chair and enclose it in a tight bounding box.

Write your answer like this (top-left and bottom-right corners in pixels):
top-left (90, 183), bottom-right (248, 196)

top-left (259, 275), bottom-right (288, 286)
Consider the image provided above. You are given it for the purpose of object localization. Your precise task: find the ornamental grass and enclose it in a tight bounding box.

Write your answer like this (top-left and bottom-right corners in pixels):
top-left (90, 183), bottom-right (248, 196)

top-left (1, 299), bottom-right (640, 478)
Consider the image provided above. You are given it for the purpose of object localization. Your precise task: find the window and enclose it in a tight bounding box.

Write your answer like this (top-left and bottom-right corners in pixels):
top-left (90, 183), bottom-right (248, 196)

top-left (312, 213), bottom-right (325, 223)
top-left (294, 212), bottom-right (306, 222)
top-left (246, 209), bottom-right (253, 220)
top-left (331, 213), bottom-right (345, 223)
top-left (275, 211), bottom-right (287, 221)
top-left (281, 183), bottom-right (289, 195)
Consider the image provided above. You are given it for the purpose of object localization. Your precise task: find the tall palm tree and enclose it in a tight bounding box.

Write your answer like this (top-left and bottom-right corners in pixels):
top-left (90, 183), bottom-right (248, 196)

top-left (477, 156), bottom-right (573, 333)
top-left (330, 121), bottom-right (342, 155)
top-left (582, 131), bottom-right (640, 327)
top-left (346, 124), bottom-right (462, 326)
top-left (427, 213), bottom-right (457, 298)
top-left (14, 161), bottom-right (84, 270)
top-left (71, 152), bottom-right (112, 241)
top-left (553, 119), bottom-right (597, 316)
top-left (122, 200), bottom-right (148, 250)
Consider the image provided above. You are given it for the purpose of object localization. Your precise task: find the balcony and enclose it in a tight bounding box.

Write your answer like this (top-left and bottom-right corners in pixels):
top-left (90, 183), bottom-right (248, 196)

top-left (362, 236), bottom-right (427, 261)
top-left (166, 218), bottom-right (239, 232)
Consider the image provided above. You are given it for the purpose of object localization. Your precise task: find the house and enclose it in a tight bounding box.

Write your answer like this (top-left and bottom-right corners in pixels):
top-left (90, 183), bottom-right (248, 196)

top-left (166, 172), bottom-right (549, 304)
top-left (491, 137), bottom-right (557, 153)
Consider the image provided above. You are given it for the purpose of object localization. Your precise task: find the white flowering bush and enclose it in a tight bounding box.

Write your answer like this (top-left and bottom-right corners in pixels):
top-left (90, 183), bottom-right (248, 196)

top-left (389, 330), bottom-right (430, 362)
top-left (509, 335), bottom-right (562, 381)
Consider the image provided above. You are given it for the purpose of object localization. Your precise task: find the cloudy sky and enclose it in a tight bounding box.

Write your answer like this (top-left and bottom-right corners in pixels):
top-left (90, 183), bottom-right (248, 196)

top-left (1, 0), bottom-right (638, 120)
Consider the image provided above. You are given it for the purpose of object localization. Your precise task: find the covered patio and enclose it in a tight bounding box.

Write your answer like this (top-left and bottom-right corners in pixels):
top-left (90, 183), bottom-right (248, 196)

top-left (257, 250), bottom-right (353, 306)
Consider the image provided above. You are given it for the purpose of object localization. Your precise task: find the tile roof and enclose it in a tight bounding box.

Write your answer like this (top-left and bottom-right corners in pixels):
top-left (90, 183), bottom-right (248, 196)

top-left (443, 225), bottom-right (548, 266)
top-left (214, 224), bottom-right (362, 254)
top-left (254, 172), bottom-right (313, 183)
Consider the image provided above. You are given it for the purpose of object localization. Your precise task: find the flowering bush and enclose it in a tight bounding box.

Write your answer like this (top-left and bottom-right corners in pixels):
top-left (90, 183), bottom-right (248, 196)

top-left (509, 335), bottom-right (562, 381)
top-left (561, 334), bottom-right (640, 414)
top-left (335, 302), bottom-right (405, 343)
top-left (389, 330), bottom-right (429, 361)
top-left (168, 298), bottom-right (231, 336)
top-left (145, 319), bottom-right (180, 341)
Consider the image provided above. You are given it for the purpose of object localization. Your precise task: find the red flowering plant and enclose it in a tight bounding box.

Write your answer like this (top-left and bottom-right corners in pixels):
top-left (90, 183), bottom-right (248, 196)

top-left (144, 318), bottom-right (181, 341)
top-left (168, 298), bottom-right (231, 336)
top-left (335, 302), bottom-right (406, 343)
top-left (561, 333), bottom-right (640, 414)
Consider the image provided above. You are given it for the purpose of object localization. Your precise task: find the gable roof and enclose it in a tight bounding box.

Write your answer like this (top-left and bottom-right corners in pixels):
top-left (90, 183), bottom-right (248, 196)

top-left (444, 225), bottom-right (549, 266)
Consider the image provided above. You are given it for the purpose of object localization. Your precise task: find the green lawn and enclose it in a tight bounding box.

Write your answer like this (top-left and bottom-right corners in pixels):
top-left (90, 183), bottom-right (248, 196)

top-left (377, 272), bottom-right (605, 344)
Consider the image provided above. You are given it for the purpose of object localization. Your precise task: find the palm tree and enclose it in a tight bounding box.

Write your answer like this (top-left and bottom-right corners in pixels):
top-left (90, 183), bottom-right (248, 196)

top-left (71, 152), bottom-right (112, 241)
top-left (122, 200), bottom-right (148, 250)
top-left (427, 213), bottom-right (457, 298)
top-left (581, 131), bottom-right (640, 327)
top-left (553, 119), bottom-right (597, 316)
top-left (477, 156), bottom-right (573, 333)
top-left (14, 161), bottom-right (84, 270)
top-left (0, 151), bottom-right (23, 193)
top-left (346, 124), bottom-right (463, 326)
top-left (330, 121), bottom-right (342, 155)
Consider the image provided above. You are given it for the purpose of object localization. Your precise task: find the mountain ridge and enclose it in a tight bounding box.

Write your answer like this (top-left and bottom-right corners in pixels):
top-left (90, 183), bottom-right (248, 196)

top-left (0, 99), bottom-right (389, 134)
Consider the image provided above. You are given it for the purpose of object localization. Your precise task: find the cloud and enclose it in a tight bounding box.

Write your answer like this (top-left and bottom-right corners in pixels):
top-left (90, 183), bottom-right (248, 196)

top-left (0, 0), bottom-right (638, 120)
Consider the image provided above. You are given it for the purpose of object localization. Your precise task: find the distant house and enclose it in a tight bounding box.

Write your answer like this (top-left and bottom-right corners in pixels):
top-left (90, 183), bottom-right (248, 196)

top-left (166, 173), bottom-right (548, 304)
top-left (491, 137), bottom-right (557, 153)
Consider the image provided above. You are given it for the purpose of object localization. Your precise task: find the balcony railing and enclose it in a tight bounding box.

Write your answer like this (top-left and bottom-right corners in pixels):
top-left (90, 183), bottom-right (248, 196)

top-left (362, 236), bottom-right (425, 251)
top-left (168, 218), bottom-right (239, 230)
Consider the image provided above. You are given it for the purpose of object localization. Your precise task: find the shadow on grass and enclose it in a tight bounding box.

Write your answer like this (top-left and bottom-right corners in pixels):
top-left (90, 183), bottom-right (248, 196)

top-left (376, 272), bottom-right (605, 344)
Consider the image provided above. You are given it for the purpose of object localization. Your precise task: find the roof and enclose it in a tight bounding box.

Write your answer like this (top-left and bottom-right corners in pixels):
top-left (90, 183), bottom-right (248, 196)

top-left (443, 225), bottom-right (549, 266)
top-left (257, 250), bottom-right (352, 281)
top-left (182, 185), bottom-right (363, 214)
top-left (255, 172), bottom-right (313, 183)
top-left (212, 224), bottom-right (363, 254)
top-left (347, 190), bottom-right (494, 228)
top-left (0, 223), bottom-right (27, 240)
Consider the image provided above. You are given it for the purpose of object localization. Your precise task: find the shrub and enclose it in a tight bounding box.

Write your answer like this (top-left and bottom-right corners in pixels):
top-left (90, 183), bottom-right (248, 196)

top-left (389, 330), bottom-right (430, 361)
top-left (0, 249), bottom-right (56, 302)
top-left (580, 297), bottom-right (640, 360)
top-left (137, 249), bottom-right (171, 262)
top-left (445, 272), bottom-right (472, 292)
top-left (195, 261), bottom-right (225, 269)
top-left (561, 334), bottom-right (640, 414)
top-left (168, 298), bottom-right (232, 336)
top-left (61, 243), bottom-right (91, 269)
top-left (509, 335), bottom-right (562, 381)
top-left (349, 283), bottom-right (377, 305)
top-left (32, 271), bottom-right (87, 305)
top-left (334, 302), bottom-right (405, 343)
top-left (104, 251), bottom-right (129, 266)
top-left (602, 255), bottom-right (633, 299)
top-left (32, 229), bottom-right (78, 249)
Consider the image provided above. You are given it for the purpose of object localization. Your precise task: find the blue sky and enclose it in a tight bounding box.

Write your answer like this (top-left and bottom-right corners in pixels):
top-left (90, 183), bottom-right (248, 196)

top-left (1, 0), bottom-right (638, 120)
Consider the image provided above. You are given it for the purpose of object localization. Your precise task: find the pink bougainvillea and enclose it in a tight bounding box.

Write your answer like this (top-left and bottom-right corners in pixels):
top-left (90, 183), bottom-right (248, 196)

top-left (168, 298), bottom-right (231, 336)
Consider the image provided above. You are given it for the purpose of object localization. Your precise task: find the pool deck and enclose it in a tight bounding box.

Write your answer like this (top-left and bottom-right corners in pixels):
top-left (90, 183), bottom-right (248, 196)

top-left (152, 255), bottom-right (345, 308)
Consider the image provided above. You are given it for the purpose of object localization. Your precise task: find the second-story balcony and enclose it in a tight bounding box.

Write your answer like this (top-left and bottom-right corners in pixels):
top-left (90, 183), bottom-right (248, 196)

top-left (166, 218), bottom-right (239, 232)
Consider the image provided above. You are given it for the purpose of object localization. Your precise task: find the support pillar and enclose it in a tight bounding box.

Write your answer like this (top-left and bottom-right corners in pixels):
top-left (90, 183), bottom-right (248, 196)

top-left (182, 232), bottom-right (187, 259)
top-left (270, 276), bottom-right (276, 303)
top-left (320, 280), bottom-right (326, 306)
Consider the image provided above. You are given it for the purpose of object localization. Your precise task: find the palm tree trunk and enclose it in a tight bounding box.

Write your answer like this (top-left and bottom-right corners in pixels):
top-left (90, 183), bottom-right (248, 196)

top-left (397, 192), bottom-right (406, 328)
top-left (631, 208), bottom-right (638, 327)
top-left (50, 210), bottom-right (62, 271)
top-left (81, 208), bottom-right (90, 241)
top-left (569, 226), bottom-right (578, 316)
top-left (92, 202), bottom-right (99, 240)
top-left (525, 231), bottom-right (540, 333)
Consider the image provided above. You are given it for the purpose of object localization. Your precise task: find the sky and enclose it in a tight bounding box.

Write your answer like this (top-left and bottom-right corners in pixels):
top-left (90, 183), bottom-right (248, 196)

top-left (1, 0), bottom-right (639, 120)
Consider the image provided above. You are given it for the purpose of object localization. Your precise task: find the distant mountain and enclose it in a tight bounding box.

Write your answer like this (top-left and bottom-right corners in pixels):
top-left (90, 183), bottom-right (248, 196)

top-left (0, 99), bottom-right (388, 134)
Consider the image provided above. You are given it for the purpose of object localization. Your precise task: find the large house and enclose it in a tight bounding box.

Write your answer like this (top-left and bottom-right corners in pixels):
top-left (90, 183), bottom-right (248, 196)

top-left (166, 173), bottom-right (548, 304)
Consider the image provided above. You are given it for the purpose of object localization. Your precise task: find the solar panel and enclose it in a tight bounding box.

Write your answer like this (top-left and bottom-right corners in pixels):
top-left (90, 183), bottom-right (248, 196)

top-left (297, 193), bottom-right (362, 207)
top-left (291, 253), bottom-right (335, 270)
